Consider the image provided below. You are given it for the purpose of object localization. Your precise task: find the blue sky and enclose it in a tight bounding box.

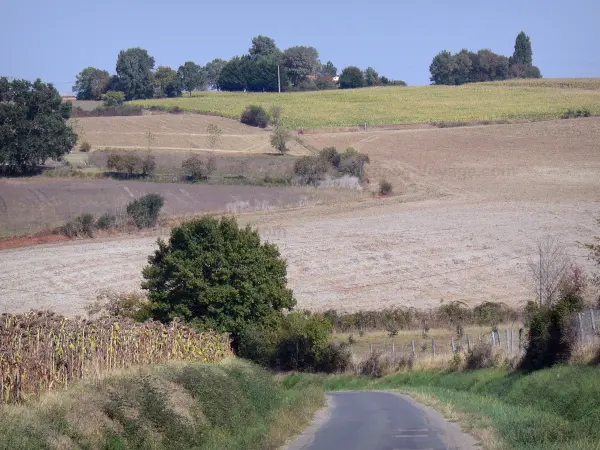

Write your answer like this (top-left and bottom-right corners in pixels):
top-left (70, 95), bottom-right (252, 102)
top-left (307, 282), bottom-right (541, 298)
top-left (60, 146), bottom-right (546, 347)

top-left (0, 0), bottom-right (598, 93)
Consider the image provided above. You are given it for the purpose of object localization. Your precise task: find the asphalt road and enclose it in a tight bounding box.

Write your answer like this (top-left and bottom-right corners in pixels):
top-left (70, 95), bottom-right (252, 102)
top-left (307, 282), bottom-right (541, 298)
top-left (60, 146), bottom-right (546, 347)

top-left (287, 392), bottom-right (479, 450)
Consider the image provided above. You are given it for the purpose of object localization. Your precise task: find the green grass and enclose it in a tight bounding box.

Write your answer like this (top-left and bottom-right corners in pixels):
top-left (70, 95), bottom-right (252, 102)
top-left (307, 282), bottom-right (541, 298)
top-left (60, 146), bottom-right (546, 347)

top-left (286, 365), bottom-right (600, 450)
top-left (131, 81), bottom-right (600, 129)
top-left (0, 359), bottom-right (324, 450)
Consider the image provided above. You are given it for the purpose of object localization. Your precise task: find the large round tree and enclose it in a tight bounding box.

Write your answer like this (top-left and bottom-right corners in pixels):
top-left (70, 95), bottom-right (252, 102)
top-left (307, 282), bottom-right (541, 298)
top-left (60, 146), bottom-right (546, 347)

top-left (142, 216), bottom-right (296, 336)
top-left (0, 77), bottom-right (77, 174)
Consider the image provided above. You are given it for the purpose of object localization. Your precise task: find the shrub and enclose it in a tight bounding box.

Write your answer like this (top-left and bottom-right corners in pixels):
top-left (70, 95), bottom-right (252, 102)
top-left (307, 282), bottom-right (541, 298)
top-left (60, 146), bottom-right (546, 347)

top-left (62, 213), bottom-right (96, 238)
top-left (182, 155), bottom-right (216, 181)
top-left (379, 179), bottom-right (392, 195)
top-left (141, 153), bottom-right (156, 176)
top-left (142, 216), bottom-right (295, 338)
top-left (293, 155), bottom-right (329, 184)
top-left (206, 123), bottom-right (223, 148)
top-left (270, 105), bottom-right (282, 127)
top-left (562, 108), bottom-right (592, 119)
top-left (237, 312), bottom-right (351, 373)
top-left (338, 148), bottom-right (370, 181)
top-left (270, 127), bottom-right (291, 154)
top-left (466, 342), bottom-right (496, 370)
top-left (168, 105), bottom-right (184, 114)
top-left (103, 90), bottom-right (125, 107)
top-left (71, 105), bottom-right (143, 117)
top-left (315, 77), bottom-right (338, 90)
top-left (318, 147), bottom-right (341, 168)
top-left (95, 213), bottom-right (117, 230)
top-left (521, 293), bottom-right (585, 371)
top-left (126, 194), bottom-right (164, 228)
top-left (87, 290), bottom-right (152, 322)
top-left (79, 141), bottom-right (92, 153)
top-left (240, 105), bottom-right (269, 128)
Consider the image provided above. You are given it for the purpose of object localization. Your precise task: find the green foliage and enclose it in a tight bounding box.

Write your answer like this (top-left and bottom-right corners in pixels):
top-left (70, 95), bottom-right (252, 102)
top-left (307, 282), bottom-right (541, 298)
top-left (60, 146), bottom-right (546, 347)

top-left (0, 77), bottom-right (77, 174)
top-left (282, 46), bottom-right (319, 86)
top-left (177, 61), bottom-right (206, 96)
top-left (270, 127), bottom-right (291, 154)
top-left (339, 66), bottom-right (365, 89)
top-left (62, 213), bottom-right (96, 238)
top-left (204, 58), bottom-right (228, 90)
top-left (248, 35), bottom-right (281, 60)
top-left (240, 104), bottom-right (269, 128)
top-left (293, 155), bottom-right (329, 184)
top-left (142, 216), bottom-right (296, 337)
top-left (219, 56), bottom-right (286, 92)
top-left (181, 155), bottom-right (216, 181)
top-left (238, 312), bottom-right (351, 373)
top-left (95, 213), bottom-right (117, 230)
top-left (364, 67), bottom-right (379, 86)
top-left (521, 293), bottom-right (584, 371)
top-left (115, 47), bottom-right (155, 100)
top-left (562, 108), bottom-right (592, 119)
top-left (0, 360), bottom-right (322, 450)
top-left (79, 141), bottom-right (91, 153)
top-left (318, 61), bottom-right (338, 77)
top-left (314, 77), bottom-right (338, 90)
top-left (293, 146), bottom-right (370, 184)
top-left (103, 90), bottom-right (125, 106)
top-left (72, 104), bottom-right (142, 117)
top-left (73, 67), bottom-right (110, 100)
top-left (379, 179), bottom-right (392, 195)
top-left (512, 31), bottom-right (533, 66)
top-left (153, 66), bottom-right (181, 98)
top-left (126, 194), bottom-right (164, 228)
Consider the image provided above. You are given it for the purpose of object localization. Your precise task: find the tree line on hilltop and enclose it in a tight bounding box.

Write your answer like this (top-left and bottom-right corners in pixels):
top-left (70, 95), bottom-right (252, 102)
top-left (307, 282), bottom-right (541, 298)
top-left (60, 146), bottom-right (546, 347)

top-left (72, 35), bottom-right (405, 101)
top-left (429, 32), bottom-right (541, 85)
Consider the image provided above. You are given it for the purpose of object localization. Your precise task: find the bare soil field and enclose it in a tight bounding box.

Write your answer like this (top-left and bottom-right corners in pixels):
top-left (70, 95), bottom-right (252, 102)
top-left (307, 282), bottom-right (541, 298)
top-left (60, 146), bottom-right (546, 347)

top-left (73, 113), bottom-right (310, 155)
top-left (0, 178), bottom-right (348, 237)
top-left (1, 118), bottom-right (599, 316)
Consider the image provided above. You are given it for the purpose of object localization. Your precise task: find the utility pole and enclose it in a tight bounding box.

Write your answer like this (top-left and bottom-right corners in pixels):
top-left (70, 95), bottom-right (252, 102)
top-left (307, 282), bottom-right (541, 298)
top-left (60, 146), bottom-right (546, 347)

top-left (277, 65), bottom-right (281, 93)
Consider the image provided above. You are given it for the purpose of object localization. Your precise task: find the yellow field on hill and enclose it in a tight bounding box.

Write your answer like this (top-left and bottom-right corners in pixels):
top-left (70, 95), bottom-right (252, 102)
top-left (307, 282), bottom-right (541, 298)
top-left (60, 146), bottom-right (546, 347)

top-left (131, 81), bottom-right (600, 128)
top-left (486, 78), bottom-right (600, 90)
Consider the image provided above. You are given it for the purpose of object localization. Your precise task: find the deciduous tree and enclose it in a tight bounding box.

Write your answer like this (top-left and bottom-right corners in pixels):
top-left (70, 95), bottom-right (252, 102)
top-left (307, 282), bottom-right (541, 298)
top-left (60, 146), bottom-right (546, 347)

top-left (142, 216), bottom-right (296, 336)
top-left (512, 31), bottom-right (533, 66)
top-left (364, 67), bottom-right (379, 86)
top-left (115, 47), bottom-right (155, 100)
top-left (339, 66), bottom-right (365, 89)
top-left (153, 66), bottom-right (181, 98)
top-left (0, 78), bottom-right (77, 174)
top-left (249, 35), bottom-right (281, 60)
top-left (73, 67), bottom-right (110, 100)
top-left (205, 58), bottom-right (228, 90)
top-left (177, 61), bottom-right (206, 96)
top-left (282, 46), bottom-right (319, 86)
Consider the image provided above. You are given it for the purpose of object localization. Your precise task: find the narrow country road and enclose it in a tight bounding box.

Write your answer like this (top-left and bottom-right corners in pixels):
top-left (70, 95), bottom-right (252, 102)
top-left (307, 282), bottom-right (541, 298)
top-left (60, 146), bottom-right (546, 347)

top-left (287, 392), bottom-right (479, 450)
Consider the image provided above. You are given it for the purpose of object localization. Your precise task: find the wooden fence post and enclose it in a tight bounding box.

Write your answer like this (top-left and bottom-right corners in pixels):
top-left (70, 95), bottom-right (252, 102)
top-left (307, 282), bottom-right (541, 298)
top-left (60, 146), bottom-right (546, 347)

top-left (505, 329), bottom-right (509, 349)
top-left (497, 330), bottom-right (501, 346)
top-left (511, 328), bottom-right (514, 353)
top-left (451, 336), bottom-right (455, 353)
top-left (370, 343), bottom-right (373, 355)
top-left (578, 313), bottom-right (585, 341)
top-left (411, 339), bottom-right (415, 356)
top-left (492, 331), bottom-right (496, 346)
top-left (392, 342), bottom-right (396, 356)
top-left (432, 339), bottom-right (436, 358)
top-left (591, 310), bottom-right (597, 334)
top-left (467, 335), bottom-right (471, 352)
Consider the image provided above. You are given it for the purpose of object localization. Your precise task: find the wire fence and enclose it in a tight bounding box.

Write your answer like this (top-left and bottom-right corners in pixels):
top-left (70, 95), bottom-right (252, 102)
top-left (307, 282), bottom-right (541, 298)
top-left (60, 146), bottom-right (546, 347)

top-left (361, 327), bottom-right (525, 360)
top-left (361, 309), bottom-right (600, 360)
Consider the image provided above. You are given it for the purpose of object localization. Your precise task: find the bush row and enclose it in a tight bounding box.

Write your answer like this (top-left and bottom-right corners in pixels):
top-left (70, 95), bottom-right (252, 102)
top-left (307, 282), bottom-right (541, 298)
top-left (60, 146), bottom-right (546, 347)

top-left (294, 147), bottom-right (370, 184)
top-left (71, 105), bottom-right (143, 117)
top-left (62, 193), bottom-right (164, 237)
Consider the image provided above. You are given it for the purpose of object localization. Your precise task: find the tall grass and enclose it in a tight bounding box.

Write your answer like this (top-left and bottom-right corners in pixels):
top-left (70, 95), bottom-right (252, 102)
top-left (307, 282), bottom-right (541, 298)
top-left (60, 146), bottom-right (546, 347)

top-left (131, 83), bottom-right (600, 128)
top-left (0, 360), bottom-right (324, 450)
top-left (0, 311), bottom-right (231, 403)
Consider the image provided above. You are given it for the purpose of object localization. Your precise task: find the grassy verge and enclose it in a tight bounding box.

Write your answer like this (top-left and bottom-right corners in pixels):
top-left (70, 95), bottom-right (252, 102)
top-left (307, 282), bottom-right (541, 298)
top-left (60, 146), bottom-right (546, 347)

top-left (0, 359), bottom-right (324, 450)
top-left (131, 83), bottom-right (600, 128)
top-left (286, 365), bottom-right (600, 450)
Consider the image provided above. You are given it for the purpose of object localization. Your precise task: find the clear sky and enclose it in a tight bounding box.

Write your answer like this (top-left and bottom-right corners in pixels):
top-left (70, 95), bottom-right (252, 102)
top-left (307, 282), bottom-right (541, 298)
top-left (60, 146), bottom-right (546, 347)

top-left (1, 0), bottom-right (598, 93)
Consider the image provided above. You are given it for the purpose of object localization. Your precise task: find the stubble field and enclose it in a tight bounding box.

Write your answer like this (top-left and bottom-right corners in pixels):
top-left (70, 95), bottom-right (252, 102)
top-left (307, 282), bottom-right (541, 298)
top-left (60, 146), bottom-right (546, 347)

top-left (1, 117), bottom-right (598, 316)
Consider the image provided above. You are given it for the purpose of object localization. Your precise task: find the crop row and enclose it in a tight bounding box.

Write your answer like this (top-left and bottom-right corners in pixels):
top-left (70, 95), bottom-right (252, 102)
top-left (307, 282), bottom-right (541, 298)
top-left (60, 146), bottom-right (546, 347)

top-left (0, 311), bottom-right (231, 403)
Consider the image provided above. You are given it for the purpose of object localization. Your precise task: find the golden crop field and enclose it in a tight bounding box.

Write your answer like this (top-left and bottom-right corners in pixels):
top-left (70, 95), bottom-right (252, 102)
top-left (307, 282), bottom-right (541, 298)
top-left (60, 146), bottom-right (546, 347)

top-left (132, 81), bottom-right (600, 128)
top-left (486, 78), bottom-right (600, 90)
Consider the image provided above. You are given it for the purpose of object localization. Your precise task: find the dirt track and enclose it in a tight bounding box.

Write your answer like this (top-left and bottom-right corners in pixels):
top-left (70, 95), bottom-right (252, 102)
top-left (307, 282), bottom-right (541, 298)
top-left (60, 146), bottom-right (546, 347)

top-left (1, 118), bottom-right (599, 315)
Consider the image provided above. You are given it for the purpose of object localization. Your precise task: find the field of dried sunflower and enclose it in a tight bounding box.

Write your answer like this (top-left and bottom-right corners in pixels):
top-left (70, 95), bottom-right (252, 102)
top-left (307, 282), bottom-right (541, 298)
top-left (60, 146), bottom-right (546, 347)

top-left (0, 311), bottom-right (231, 403)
